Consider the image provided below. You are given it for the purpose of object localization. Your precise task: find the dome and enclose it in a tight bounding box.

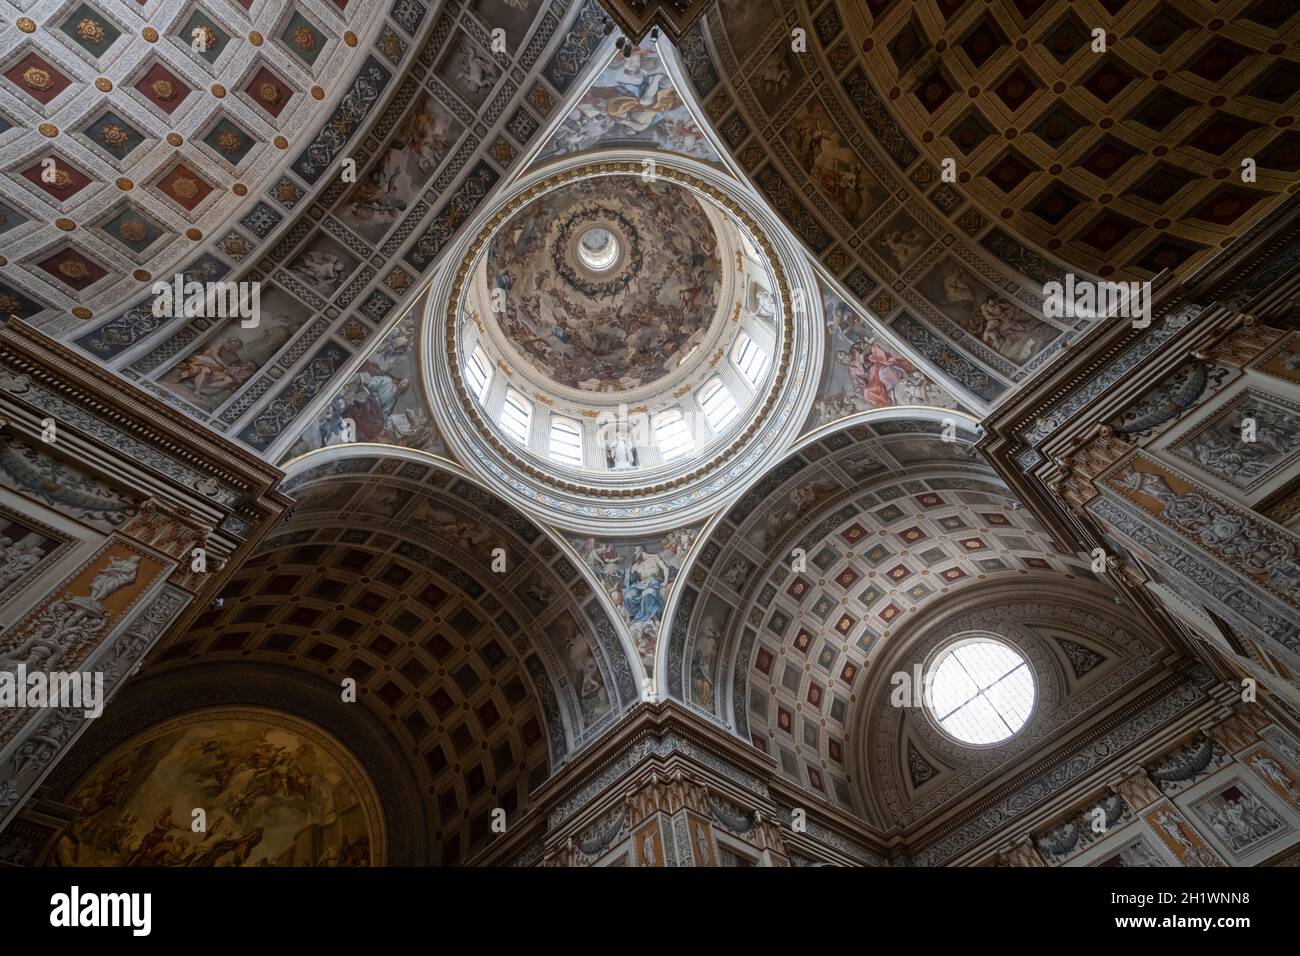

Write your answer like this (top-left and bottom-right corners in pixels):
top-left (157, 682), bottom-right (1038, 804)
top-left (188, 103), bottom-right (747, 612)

top-left (484, 176), bottom-right (723, 394)
top-left (427, 154), bottom-right (822, 535)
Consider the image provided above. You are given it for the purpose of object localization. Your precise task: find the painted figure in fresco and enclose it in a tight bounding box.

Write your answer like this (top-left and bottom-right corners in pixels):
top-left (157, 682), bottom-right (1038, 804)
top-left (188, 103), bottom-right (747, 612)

top-left (57, 717), bottom-right (374, 866)
top-left (941, 268), bottom-right (976, 312)
top-left (880, 228), bottom-right (927, 271)
top-left (1200, 788), bottom-right (1282, 851)
top-left (456, 45), bottom-right (499, 93)
top-left (692, 616), bottom-right (721, 708)
top-left (559, 620), bottom-right (609, 722)
top-left (758, 57), bottom-right (792, 97)
top-left (621, 546), bottom-right (671, 625)
top-left (979, 297), bottom-right (1043, 363)
top-left (346, 151), bottom-right (410, 225)
top-left (311, 319), bottom-right (433, 452)
top-left (291, 250), bottom-right (349, 290)
top-left (575, 537), bottom-right (623, 578)
top-left (1154, 809), bottom-right (1196, 855)
top-left (543, 46), bottom-right (713, 159)
top-left (1249, 753), bottom-right (1300, 803)
top-left (168, 315), bottom-right (294, 410)
top-left (173, 336), bottom-right (254, 398)
top-left (523, 579), bottom-right (555, 608)
top-left (749, 481), bottom-right (829, 549)
top-left (1183, 403), bottom-right (1300, 485)
top-left (720, 559), bottom-right (751, 592)
top-left (424, 507), bottom-right (491, 552)
top-left (835, 338), bottom-right (915, 408)
top-left (405, 103), bottom-right (457, 174)
top-left (630, 621), bottom-right (656, 670)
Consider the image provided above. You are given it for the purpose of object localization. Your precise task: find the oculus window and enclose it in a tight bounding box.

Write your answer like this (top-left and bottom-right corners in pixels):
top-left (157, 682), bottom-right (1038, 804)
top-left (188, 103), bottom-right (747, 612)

top-left (927, 638), bottom-right (1034, 745)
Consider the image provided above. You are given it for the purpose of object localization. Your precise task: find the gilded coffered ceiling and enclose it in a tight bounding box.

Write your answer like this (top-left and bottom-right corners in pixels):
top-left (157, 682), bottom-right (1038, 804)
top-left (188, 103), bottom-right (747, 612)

top-left (675, 0), bottom-right (1300, 404)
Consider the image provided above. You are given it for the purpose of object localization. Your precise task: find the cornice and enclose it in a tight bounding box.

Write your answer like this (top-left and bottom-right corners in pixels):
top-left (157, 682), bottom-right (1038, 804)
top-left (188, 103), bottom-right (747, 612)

top-left (0, 319), bottom-right (289, 521)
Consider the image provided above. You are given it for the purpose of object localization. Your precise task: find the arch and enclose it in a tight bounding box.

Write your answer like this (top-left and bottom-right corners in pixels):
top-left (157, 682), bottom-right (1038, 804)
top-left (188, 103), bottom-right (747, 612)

top-left (660, 410), bottom-right (1141, 817)
top-left (280, 444), bottom-right (645, 749)
top-left (851, 579), bottom-right (1165, 832)
top-left (85, 444), bottom-right (646, 864)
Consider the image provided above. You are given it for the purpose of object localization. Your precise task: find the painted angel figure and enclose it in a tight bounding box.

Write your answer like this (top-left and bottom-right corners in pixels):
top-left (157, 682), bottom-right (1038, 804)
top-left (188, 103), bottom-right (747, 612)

top-left (457, 46), bottom-right (498, 93)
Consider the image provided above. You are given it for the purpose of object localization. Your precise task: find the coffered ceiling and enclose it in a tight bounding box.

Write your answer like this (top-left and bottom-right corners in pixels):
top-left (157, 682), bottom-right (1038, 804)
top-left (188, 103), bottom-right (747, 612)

top-left (674, 0), bottom-right (1300, 404)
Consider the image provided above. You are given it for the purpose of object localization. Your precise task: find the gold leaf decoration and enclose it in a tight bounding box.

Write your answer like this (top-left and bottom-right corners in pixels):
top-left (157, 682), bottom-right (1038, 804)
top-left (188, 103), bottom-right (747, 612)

top-left (216, 130), bottom-right (242, 154)
top-left (118, 220), bottom-right (147, 242)
top-left (101, 124), bottom-right (130, 147)
top-left (257, 81), bottom-right (281, 104)
top-left (76, 19), bottom-right (105, 44)
top-left (171, 176), bottom-right (199, 199)
top-left (58, 260), bottom-right (88, 279)
top-left (22, 67), bottom-right (53, 91)
top-left (292, 26), bottom-right (316, 51)
top-left (151, 79), bottom-right (175, 101)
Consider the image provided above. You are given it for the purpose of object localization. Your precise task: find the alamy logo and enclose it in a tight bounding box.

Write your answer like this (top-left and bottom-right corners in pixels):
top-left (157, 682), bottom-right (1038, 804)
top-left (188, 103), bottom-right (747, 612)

top-left (1042, 274), bottom-right (1151, 328)
top-left (0, 663), bottom-right (103, 718)
top-left (151, 274), bottom-right (260, 327)
top-left (49, 886), bottom-right (151, 936)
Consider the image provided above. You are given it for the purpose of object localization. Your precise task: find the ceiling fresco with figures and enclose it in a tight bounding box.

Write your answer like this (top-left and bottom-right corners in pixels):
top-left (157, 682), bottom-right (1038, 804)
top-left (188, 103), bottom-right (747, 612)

top-left (664, 417), bottom-right (1128, 812)
top-left (672, 0), bottom-right (1300, 406)
top-left (54, 709), bottom-right (383, 866)
top-left (484, 173), bottom-right (722, 392)
top-left (535, 42), bottom-right (718, 162)
top-left (807, 278), bottom-right (966, 434)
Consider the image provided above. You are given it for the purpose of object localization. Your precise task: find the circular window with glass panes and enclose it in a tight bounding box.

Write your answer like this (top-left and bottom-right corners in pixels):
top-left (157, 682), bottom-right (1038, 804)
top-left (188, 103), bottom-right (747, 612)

top-left (926, 637), bottom-right (1035, 745)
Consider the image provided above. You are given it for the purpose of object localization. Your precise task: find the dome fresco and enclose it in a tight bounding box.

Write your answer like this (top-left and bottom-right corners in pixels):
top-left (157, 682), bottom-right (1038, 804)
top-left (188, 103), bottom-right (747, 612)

top-left (484, 175), bottom-right (722, 393)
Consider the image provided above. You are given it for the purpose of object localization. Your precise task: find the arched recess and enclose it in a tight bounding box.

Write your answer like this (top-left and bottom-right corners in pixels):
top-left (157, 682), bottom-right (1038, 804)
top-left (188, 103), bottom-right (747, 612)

top-left (851, 579), bottom-right (1168, 838)
top-left (41, 664), bottom-right (418, 865)
top-left (663, 410), bottom-right (1144, 817)
top-left (125, 445), bottom-right (640, 864)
